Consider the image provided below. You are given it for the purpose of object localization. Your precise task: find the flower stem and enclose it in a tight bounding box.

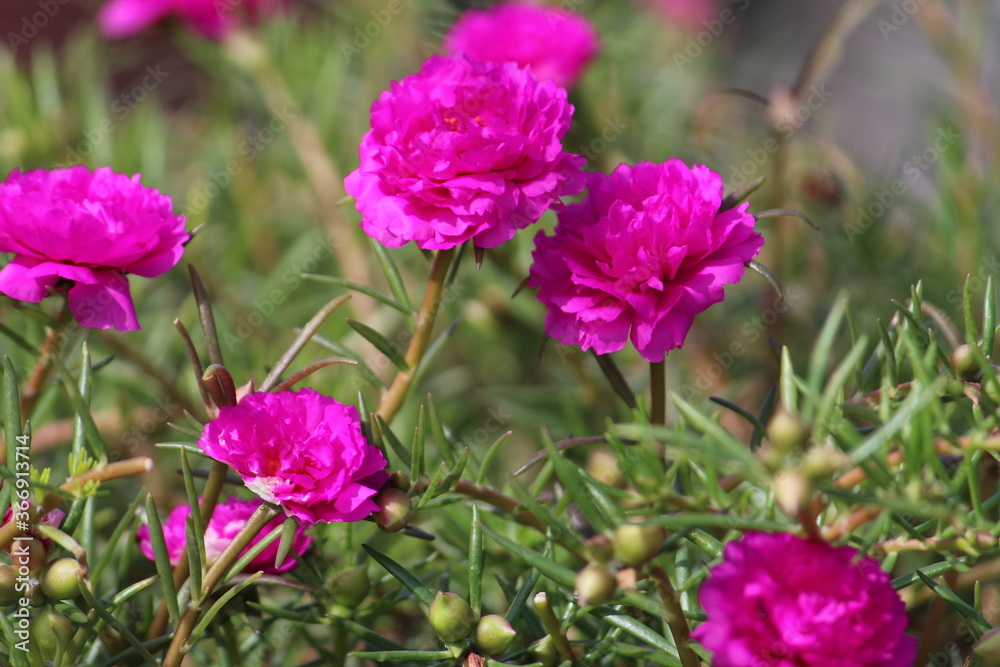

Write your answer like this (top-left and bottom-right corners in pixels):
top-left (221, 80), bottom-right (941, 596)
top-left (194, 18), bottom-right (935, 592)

top-left (650, 360), bottom-right (666, 425)
top-left (650, 565), bottom-right (702, 667)
top-left (19, 302), bottom-right (72, 418)
top-left (162, 502), bottom-right (281, 667)
top-left (376, 248), bottom-right (456, 424)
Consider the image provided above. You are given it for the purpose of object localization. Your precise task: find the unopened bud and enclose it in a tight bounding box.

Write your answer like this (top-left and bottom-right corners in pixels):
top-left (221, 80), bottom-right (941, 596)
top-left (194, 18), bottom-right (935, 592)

top-left (0, 565), bottom-right (17, 606)
top-left (474, 614), bottom-right (516, 655)
top-left (801, 444), bottom-right (850, 480)
top-left (389, 471), bottom-right (412, 491)
top-left (613, 523), bottom-right (665, 567)
top-left (767, 410), bottom-right (808, 452)
top-left (585, 534), bottom-right (614, 563)
top-left (39, 558), bottom-right (83, 601)
top-left (951, 344), bottom-right (982, 381)
top-left (528, 636), bottom-right (560, 667)
top-left (586, 449), bottom-right (626, 488)
top-left (774, 469), bottom-right (811, 517)
top-left (975, 627), bottom-right (1000, 665)
top-left (373, 488), bottom-right (412, 533)
top-left (429, 591), bottom-right (475, 643)
top-left (33, 605), bottom-right (74, 660)
top-left (331, 565), bottom-right (370, 608)
top-left (575, 562), bottom-right (616, 606)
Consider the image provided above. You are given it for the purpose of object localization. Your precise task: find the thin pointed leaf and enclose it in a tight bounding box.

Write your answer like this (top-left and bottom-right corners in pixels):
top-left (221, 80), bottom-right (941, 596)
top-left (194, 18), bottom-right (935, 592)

top-left (51, 355), bottom-right (107, 460)
top-left (260, 294), bottom-right (353, 391)
top-left (479, 525), bottom-right (577, 588)
top-left (709, 396), bottom-right (766, 432)
top-left (541, 427), bottom-right (609, 533)
top-left (753, 207), bottom-right (819, 230)
top-left (427, 395), bottom-right (456, 465)
top-left (591, 351), bottom-right (637, 409)
top-left (362, 544), bottom-right (435, 606)
top-left (375, 417), bottom-right (411, 472)
top-left (3, 356), bottom-right (20, 471)
top-left (0, 324), bottom-right (36, 354)
top-left (350, 651), bottom-right (452, 661)
top-left (223, 521), bottom-right (284, 585)
top-left (91, 490), bottom-right (145, 583)
top-left (327, 615), bottom-right (409, 651)
top-left (915, 570), bottom-right (990, 635)
top-left (78, 583), bottom-right (160, 665)
top-left (189, 265), bottom-right (224, 367)
top-left (275, 516), bottom-right (299, 571)
top-left (188, 571), bottom-right (265, 647)
top-left (469, 505), bottom-right (484, 615)
top-left (369, 239), bottom-right (413, 311)
top-left (416, 461), bottom-right (449, 510)
top-left (443, 447), bottom-right (471, 491)
top-left (144, 496), bottom-right (180, 623)
top-left (180, 449), bottom-right (207, 575)
top-left (720, 176), bottom-right (765, 211)
top-left (476, 431), bottom-right (513, 485)
top-left (186, 514), bottom-right (204, 600)
top-left (411, 406), bottom-right (426, 479)
top-left (876, 319), bottom-right (898, 388)
top-left (304, 274), bottom-right (413, 315)
top-left (347, 318), bottom-right (409, 372)
top-left (984, 275), bottom-right (995, 357)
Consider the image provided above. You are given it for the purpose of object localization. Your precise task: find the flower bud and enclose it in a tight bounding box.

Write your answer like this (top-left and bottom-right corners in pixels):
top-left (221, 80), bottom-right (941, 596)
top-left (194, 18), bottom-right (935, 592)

top-left (586, 449), bottom-right (626, 488)
top-left (767, 410), bottom-right (808, 453)
top-left (575, 562), bottom-right (616, 606)
top-left (951, 344), bottom-right (982, 381)
top-left (39, 558), bottom-right (84, 601)
top-left (32, 605), bottom-right (74, 660)
top-left (373, 488), bottom-right (412, 533)
top-left (389, 471), bottom-right (412, 492)
top-left (429, 591), bottom-right (475, 643)
top-left (613, 523), bottom-right (665, 567)
top-left (528, 636), bottom-right (560, 667)
top-left (801, 444), bottom-right (850, 480)
top-left (774, 468), bottom-right (812, 517)
top-left (584, 534), bottom-right (614, 563)
top-left (974, 627), bottom-right (1000, 665)
top-left (474, 614), bottom-right (516, 655)
top-left (331, 565), bottom-right (370, 608)
top-left (0, 564), bottom-right (18, 606)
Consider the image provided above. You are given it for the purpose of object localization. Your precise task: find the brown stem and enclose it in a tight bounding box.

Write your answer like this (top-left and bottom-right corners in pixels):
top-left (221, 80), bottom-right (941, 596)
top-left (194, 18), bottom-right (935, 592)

top-left (650, 361), bottom-right (666, 425)
top-left (650, 565), bottom-right (703, 667)
top-left (162, 502), bottom-right (280, 667)
top-left (376, 248), bottom-right (456, 425)
top-left (19, 304), bottom-right (73, 418)
top-left (0, 457), bottom-right (153, 551)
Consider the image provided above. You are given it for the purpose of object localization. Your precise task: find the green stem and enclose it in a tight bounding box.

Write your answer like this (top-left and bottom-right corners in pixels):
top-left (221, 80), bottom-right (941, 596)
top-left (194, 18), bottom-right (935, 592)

top-left (650, 565), bottom-right (702, 667)
top-left (162, 502), bottom-right (281, 667)
top-left (650, 360), bottom-right (667, 425)
top-left (376, 248), bottom-right (456, 425)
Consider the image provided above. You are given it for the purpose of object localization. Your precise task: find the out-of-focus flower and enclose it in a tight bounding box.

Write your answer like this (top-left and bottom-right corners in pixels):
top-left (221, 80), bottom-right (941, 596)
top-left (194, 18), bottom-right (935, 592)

top-left (693, 532), bottom-right (917, 666)
top-left (443, 1), bottom-right (599, 87)
top-left (136, 497), bottom-right (311, 574)
top-left (345, 54), bottom-right (585, 250)
top-left (0, 167), bottom-right (188, 331)
top-left (528, 160), bottom-right (763, 362)
top-left (98, 0), bottom-right (283, 41)
top-left (198, 389), bottom-right (389, 524)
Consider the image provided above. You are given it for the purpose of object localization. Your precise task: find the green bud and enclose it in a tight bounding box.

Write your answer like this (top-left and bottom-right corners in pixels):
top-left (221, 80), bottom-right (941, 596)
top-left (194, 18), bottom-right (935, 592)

top-left (474, 614), bottom-right (516, 655)
top-left (575, 562), bottom-right (616, 606)
top-left (32, 606), bottom-right (74, 660)
top-left (0, 565), bottom-right (18, 606)
top-left (975, 627), bottom-right (1000, 665)
top-left (951, 344), bottom-right (982, 380)
top-left (767, 410), bottom-right (808, 452)
top-left (389, 471), bottom-right (412, 492)
top-left (613, 523), bottom-right (665, 567)
top-left (528, 636), bottom-right (560, 667)
top-left (586, 449), bottom-right (626, 488)
top-left (429, 591), bottom-right (475, 643)
top-left (39, 558), bottom-right (83, 601)
top-left (331, 565), bottom-right (370, 608)
top-left (374, 488), bottom-right (412, 533)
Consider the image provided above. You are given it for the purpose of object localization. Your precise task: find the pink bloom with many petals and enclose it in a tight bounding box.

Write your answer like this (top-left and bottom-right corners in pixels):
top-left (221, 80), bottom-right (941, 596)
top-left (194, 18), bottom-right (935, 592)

top-left (137, 497), bottom-right (311, 574)
top-left (198, 389), bottom-right (389, 525)
top-left (527, 160), bottom-right (763, 362)
top-left (345, 54), bottom-right (586, 250)
top-left (0, 167), bottom-right (188, 331)
top-left (693, 532), bottom-right (917, 667)
top-left (98, 0), bottom-right (282, 41)
top-left (444, 1), bottom-right (599, 87)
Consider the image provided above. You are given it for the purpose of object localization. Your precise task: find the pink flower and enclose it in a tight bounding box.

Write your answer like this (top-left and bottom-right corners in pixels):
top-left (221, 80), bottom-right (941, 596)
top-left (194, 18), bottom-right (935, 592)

top-left (443, 1), bottom-right (599, 87)
top-left (198, 389), bottom-right (389, 525)
top-left (344, 54), bottom-right (586, 250)
top-left (136, 497), bottom-right (311, 574)
top-left (0, 167), bottom-right (188, 331)
top-left (2, 507), bottom-right (66, 548)
top-left (98, 0), bottom-right (282, 40)
top-left (527, 160), bottom-right (763, 362)
top-left (693, 532), bottom-right (917, 666)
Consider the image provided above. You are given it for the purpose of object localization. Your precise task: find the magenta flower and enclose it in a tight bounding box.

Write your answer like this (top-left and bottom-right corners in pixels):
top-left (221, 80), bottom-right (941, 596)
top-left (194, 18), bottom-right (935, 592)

top-left (693, 532), bottom-right (917, 666)
top-left (527, 160), bottom-right (763, 362)
top-left (198, 389), bottom-right (389, 525)
top-left (344, 54), bottom-right (586, 250)
top-left (443, 1), bottom-right (599, 87)
top-left (2, 507), bottom-right (66, 549)
top-left (98, 0), bottom-right (282, 40)
top-left (137, 497), bottom-right (312, 574)
top-left (0, 167), bottom-right (188, 331)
